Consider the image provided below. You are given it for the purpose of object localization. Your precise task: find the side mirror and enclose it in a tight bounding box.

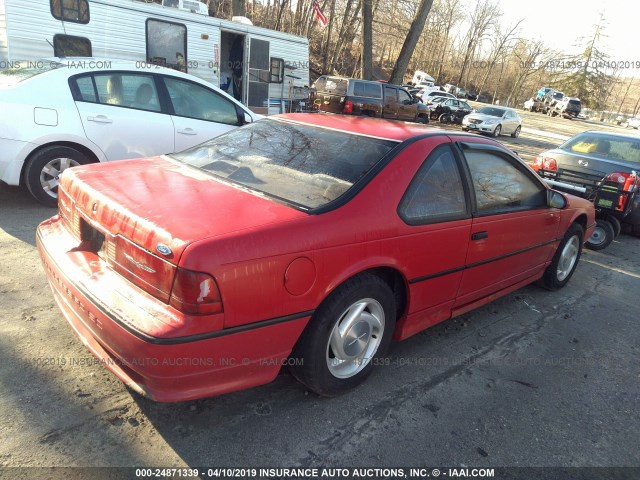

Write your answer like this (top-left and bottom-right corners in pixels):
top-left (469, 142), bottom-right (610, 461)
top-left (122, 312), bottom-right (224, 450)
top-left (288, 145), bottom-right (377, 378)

top-left (547, 189), bottom-right (567, 209)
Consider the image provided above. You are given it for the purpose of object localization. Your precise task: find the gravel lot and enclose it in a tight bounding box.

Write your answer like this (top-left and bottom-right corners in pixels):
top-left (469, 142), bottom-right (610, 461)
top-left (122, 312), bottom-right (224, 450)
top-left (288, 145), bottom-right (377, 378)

top-left (1, 110), bottom-right (639, 473)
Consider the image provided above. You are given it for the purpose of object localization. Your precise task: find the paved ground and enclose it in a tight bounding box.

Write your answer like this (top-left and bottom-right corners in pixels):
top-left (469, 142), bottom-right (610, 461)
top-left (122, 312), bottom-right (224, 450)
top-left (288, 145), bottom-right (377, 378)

top-left (1, 111), bottom-right (639, 472)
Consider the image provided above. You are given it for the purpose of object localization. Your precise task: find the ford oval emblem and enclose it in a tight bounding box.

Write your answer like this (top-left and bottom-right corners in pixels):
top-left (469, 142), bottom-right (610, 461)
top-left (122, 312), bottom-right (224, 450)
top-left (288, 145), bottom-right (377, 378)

top-left (156, 244), bottom-right (172, 256)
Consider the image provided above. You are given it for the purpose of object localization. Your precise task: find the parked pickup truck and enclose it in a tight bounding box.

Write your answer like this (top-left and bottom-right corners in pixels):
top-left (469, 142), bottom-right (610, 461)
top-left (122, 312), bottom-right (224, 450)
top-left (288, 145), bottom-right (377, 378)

top-left (312, 76), bottom-right (430, 123)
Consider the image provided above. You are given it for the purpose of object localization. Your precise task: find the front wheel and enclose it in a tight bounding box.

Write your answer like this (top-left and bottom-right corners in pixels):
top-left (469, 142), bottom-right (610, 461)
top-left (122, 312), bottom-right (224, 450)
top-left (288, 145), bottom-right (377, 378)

top-left (539, 223), bottom-right (584, 291)
top-left (417, 114), bottom-right (429, 124)
top-left (289, 273), bottom-right (396, 396)
top-left (439, 113), bottom-right (451, 124)
top-left (25, 146), bottom-right (90, 207)
top-left (586, 219), bottom-right (615, 250)
top-left (511, 125), bottom-right (521, 138)
top-left (492, 124), bottom-right (502, 137)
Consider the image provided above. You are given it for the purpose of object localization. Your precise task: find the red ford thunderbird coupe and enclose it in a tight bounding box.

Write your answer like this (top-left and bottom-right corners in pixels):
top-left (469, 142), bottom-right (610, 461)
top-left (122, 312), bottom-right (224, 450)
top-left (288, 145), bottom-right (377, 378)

top-left (37, 113), bottom-right (595, 402)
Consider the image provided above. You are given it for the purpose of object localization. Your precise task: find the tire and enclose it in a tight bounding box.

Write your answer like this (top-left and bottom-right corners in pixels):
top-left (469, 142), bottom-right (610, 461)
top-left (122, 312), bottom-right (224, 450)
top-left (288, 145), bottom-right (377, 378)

top-left (511, 125), bottom-right (521, 138)
top-left (289, 273), bottom-right (396, 396)
top-left (539, 223), bottom-right (584, 291)
top-left (439, 113), bottom-right (450, 124)
top-left (25, 146), bottom-right (91, 207)
top-left (492, 124), bottom-right (502, 137)
top-left (586, 219), bottom-right (615, 251)
top-left (605, 215), bottom-right (622, 238)
top-left (417, 114), bottom-right (428, 124)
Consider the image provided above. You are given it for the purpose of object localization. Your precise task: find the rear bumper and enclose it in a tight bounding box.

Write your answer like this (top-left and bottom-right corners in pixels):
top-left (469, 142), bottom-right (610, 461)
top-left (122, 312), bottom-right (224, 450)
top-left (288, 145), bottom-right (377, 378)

top-left (37, 216), bottom-right (310, 402)
top-left (0, 137), bottom-right (33, 185)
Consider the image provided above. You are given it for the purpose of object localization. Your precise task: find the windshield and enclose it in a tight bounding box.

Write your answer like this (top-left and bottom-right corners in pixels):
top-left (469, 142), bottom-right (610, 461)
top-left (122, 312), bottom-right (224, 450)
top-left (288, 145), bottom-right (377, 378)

top-left (0, 61), bottom-right (63, 86)
top-left (477, 107), bottom-right (506, 117)
top-left (561, 133), bottom-right (640, 164)
top-left (171, 119), bottom-right (397, 209)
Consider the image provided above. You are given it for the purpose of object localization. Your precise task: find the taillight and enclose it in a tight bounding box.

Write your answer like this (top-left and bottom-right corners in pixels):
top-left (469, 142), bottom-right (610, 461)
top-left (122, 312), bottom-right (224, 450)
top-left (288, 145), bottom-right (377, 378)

top-left (343, 100), bottom-right (353, 114)
top-left (605, 171), bottom-right (638, 192)
top-left (533, 156), bottom-right (557, 171)
top-left (170, 268), bottom-right (223, 315)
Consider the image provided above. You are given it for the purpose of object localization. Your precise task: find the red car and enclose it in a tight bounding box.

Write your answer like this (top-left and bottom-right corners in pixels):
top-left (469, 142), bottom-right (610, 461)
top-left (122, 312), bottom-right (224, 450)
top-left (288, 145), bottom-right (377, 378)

top-left (37, 114), bottom-right (595, 402)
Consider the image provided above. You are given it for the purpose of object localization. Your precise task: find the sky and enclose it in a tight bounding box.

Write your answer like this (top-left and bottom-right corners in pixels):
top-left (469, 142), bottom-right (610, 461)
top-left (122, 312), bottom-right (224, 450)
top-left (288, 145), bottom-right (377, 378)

top-left (497, 0), bottom-right (637, 68)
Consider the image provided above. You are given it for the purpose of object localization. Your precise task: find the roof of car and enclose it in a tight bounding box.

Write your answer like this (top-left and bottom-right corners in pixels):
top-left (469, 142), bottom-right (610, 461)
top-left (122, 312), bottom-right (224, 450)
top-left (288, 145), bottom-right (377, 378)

top-left (577, 130), bottom-right (640, 141)
top-left (276, 113), bottom-right (442, 142)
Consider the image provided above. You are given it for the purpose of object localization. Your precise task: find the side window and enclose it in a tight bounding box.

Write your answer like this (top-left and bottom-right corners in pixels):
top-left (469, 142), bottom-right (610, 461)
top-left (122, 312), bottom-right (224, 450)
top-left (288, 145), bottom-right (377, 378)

top-left (398, 90), bottom-right (412, 104)
top-left (465, 151), bottom-right (546, 213)
top-left (91, 74), bottom-right (161, 112)
top-left (53, 34), bottom-right (92, 57)
top-left (70, 75), bottom-right (97, 102)
top-left (146, 19), bottom-right (187, 72)
top-left (270, 58), bottom-right (284, 83)
top-left (50, 0), bottom-right (89, 24)
top-left (399, 145), bottom-right (468, 224)
top-left (385, 86), bottom-right (397, 102)
top-left (365, 82), bottom-right (382, 98)
top-left (163, 77), bottom-right (240, 125)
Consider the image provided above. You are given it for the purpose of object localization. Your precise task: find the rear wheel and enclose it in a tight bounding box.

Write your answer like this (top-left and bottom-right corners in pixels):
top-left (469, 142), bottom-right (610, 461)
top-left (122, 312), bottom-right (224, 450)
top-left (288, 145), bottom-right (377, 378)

top-left (539, 223), bottom-right (584, 290)
top-left (25, 146), bottom-right (91, 207)
top-left (605, 215), bottom-right (622, 238)
top-left (586, 219), bottom-right (615, 251)
top-left (289, 273), bottom-right (396, 396)
top-left (492, 124), bottom-right (502, 137)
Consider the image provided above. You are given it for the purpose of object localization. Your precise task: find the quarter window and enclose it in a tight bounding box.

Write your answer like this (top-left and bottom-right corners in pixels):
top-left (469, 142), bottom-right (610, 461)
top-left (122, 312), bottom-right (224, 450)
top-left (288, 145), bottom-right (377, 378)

top-left (399, 145), bottom-right (468, 224)
top-left (51, 0), bottom-right (89, 24)
top-left (465, 151), bottom-right (546, 213)
top-left (163, 77), bottom-right (239, 125)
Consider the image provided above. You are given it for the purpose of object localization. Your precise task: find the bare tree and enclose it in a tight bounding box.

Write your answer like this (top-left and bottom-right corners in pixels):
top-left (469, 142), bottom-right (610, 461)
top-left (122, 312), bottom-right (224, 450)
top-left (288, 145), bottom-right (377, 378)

top-left (362, 0), bottom-right (374, 79)
top-left (455, 0), bottom-right (500, 87)
top-left (476, 19), bottom-right (522, 96)
top-left (389, 0), bottom-right (435, 84)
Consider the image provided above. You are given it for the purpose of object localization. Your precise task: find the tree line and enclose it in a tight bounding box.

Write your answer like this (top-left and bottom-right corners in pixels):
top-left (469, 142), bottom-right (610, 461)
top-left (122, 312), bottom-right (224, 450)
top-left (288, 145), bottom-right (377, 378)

top-left (163, 0), bottom-right (640, 115)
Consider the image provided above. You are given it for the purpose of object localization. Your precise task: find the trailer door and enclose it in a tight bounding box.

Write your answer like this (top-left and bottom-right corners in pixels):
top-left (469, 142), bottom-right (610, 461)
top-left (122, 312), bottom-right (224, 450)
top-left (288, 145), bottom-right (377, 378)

top-left (247, 38), bottom-right (270, 113)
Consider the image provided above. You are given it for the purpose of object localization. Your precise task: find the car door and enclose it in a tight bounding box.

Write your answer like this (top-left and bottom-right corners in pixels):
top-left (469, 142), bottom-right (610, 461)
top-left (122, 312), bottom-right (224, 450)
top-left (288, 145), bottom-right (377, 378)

top-left (383, 86), bottom-right (399, 119)
top-left (397, 88), bottom-right (415, 121)
top-left (453, 143), bottom-right (561, 312)
top-left (395, 142), bottom-right (472, 337)
top-left (504, 110), bottom-right (516, 133)
top-left (160, 76), bottom-right (244, 152)
top-left (71, 72), bottom-right (175, 160)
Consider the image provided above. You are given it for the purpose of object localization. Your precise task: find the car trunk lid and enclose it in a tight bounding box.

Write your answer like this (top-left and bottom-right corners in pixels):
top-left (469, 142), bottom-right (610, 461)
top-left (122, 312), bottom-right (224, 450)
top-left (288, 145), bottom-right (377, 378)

top-left (58, 156), bottom-right (307, 263)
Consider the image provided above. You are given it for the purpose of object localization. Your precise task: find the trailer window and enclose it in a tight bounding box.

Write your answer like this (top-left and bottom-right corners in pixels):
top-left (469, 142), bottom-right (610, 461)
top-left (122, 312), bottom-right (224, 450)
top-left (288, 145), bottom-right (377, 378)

top-left (270, 58), bottom-right (284, 84)
top-left (146, 19), bottom-right (188, 72)
top-left (50, 0), bottom-right (89, 24)
top-left (53, 34), bottom-right (92, 57)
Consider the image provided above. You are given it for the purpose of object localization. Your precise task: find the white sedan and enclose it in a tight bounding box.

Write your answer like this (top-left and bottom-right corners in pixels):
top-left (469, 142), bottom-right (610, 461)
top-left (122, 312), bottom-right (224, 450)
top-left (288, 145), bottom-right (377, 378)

top-left (0, 58), bottom-right (259, 206)
top-left (462, 106), bottom-right (522, 138)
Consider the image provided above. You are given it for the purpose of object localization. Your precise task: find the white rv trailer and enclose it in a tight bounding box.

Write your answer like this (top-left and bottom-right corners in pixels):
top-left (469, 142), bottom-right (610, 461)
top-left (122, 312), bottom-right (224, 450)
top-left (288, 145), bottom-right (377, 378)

top-left (0, 0), bottom-right (310, 114)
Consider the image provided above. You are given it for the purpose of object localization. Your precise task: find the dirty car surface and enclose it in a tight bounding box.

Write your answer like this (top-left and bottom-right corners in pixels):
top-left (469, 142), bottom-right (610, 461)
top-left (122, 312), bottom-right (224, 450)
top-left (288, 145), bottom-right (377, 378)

top-left (36, 113), bottom-right (595, 402)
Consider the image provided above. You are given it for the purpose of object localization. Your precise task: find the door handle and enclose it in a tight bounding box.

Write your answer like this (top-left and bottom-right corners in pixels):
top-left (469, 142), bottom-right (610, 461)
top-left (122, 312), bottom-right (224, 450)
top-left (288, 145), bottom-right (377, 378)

top-left (471, 231), bottom-right (488, 240)
top-left (87, 115), bottom-right (113, 124)
top-left (177, 128), bottom-right (197, 135)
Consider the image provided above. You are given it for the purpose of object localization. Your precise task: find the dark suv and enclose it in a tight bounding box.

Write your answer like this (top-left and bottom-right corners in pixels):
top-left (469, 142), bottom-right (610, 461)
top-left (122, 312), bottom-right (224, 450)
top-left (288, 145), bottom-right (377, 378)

top-left (550, 97), bottom-right (582, 119)
top-left (312, 76), bottom-right (430, 123)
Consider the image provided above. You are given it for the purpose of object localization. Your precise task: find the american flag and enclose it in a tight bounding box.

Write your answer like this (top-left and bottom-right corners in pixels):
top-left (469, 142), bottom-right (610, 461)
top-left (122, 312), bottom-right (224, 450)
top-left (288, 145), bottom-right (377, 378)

top-left (312, 0), bottom-right (328, 28)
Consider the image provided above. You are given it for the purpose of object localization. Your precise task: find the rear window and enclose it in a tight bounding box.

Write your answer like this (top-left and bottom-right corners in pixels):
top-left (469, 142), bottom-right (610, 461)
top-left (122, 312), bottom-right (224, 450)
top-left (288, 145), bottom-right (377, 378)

top-left (353, 81), bottom-right (382, 98)
top-left (562, 133), bottom-right (640, 164)
top-left (568, 99), bottom-right (581, 105)
top-left (313, 76), bottom-right (348, 95)
top-left (171, 119), bottom-right (398, 209)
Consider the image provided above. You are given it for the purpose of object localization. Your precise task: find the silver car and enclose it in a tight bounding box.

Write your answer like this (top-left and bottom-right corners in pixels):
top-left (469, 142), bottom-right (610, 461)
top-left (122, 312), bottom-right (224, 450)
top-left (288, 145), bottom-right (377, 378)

top-left (462, 106), bottom-right (522, 137)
